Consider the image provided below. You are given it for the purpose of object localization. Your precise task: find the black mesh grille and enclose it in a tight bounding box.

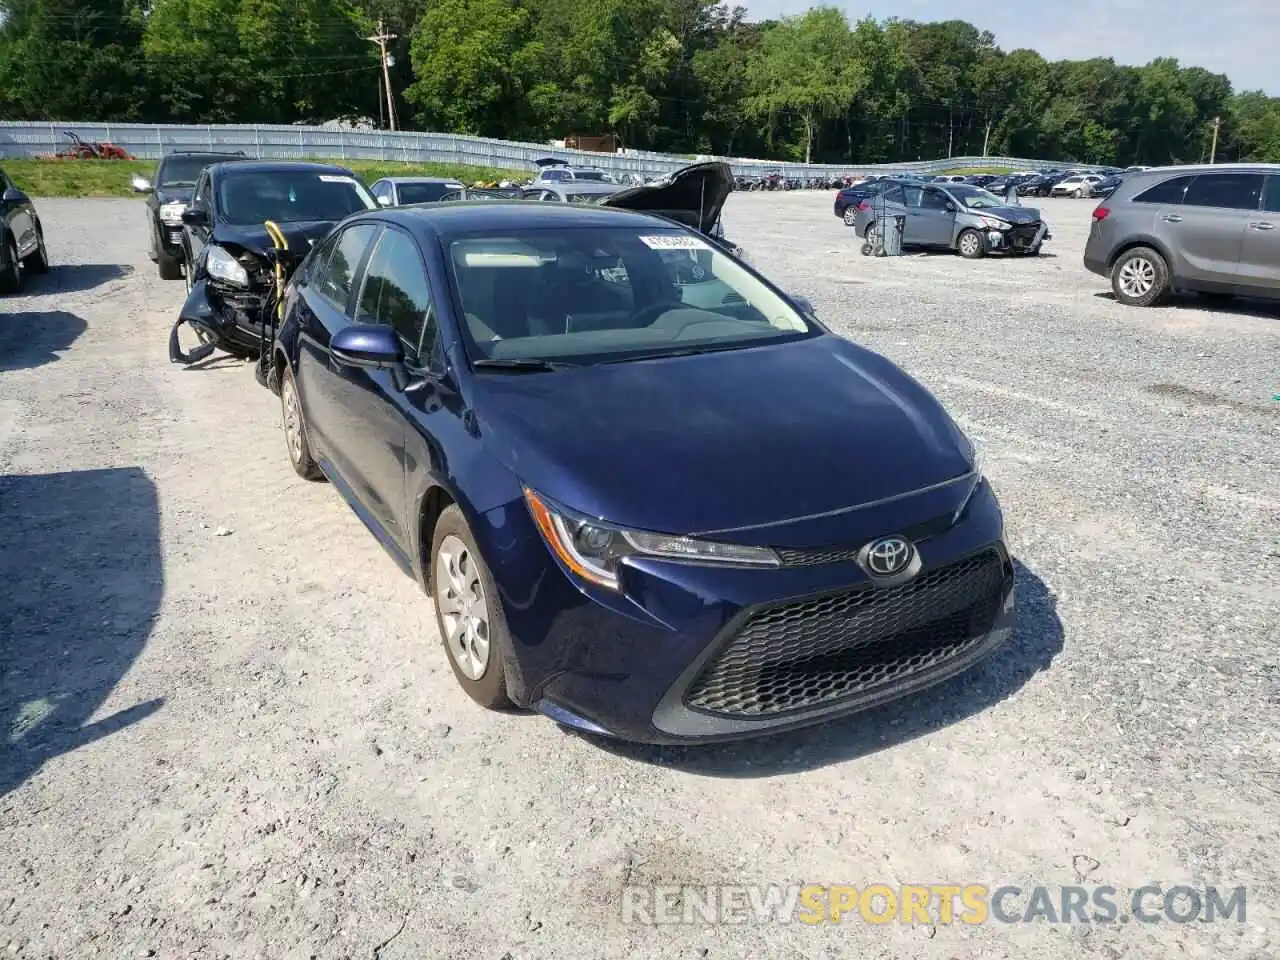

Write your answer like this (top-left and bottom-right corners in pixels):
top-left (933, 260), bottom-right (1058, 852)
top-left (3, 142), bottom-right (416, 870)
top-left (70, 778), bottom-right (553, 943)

top-left (684, 549), bottom-right (1007, 717)
top-left (1008, 223), bottom-right (1042, 249)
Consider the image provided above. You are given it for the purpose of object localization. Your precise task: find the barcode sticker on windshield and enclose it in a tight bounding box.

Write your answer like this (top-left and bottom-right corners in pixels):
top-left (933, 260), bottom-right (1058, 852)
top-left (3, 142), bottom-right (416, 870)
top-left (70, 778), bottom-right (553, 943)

top-left (318, 175), bottom-right (356, 184)
top-left (639, 234), bottom-right (708, 250)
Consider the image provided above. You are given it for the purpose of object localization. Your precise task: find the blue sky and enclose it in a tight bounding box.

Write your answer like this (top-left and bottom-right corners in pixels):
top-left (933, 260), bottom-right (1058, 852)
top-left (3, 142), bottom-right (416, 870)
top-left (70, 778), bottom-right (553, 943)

top-left (742, 0), bottom-right (1279, 95)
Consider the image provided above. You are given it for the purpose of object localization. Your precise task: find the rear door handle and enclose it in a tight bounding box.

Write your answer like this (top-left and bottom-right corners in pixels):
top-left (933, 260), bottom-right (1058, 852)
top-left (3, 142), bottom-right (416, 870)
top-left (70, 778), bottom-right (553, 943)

top-left (1249, 221), bottom-right (1275, 230)
top-left (1162, 214), bottom-right (1183, 223)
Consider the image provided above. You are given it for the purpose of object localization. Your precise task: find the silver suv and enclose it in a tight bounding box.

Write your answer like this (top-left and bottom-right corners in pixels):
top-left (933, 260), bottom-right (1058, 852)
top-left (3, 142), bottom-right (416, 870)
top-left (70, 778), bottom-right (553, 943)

top-left (1083, 164), bottom-right (1280, 306)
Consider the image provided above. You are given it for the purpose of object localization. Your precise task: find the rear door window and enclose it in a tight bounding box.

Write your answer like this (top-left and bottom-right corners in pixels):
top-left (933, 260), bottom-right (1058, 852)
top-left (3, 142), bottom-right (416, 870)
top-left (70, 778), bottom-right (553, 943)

top-left (1182, 173), bottom-right (1264, 211)
top-left (881, 185), bottom-right (906, 205)
top-left (1263, 176), bottom-right (1280, 214)
top-left (1132, 175), bottom-right (1194, 205)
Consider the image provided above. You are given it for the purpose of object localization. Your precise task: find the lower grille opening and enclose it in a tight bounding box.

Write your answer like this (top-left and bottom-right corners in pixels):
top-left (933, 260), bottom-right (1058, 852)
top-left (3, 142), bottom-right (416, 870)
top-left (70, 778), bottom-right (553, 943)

top-left (684, 550), bottom-right (1007, 718)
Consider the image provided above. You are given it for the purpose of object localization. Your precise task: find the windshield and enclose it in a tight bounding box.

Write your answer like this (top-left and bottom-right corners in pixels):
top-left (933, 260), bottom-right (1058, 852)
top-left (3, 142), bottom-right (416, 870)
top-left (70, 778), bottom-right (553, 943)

top-left (946, 185), bottom-right (1007, 209)
top-left (217, 171), bottom-right (375, 225)
top-left (572, 170), bottom-right (608, 182)
top-left (397, 182), bottom-right (460, 205)
top-left (158, 155), bottom-right (226, 187)
top-left (447, 226), bottom-right (814, 365)
top-left (563, 189), bottom-right (621, 204)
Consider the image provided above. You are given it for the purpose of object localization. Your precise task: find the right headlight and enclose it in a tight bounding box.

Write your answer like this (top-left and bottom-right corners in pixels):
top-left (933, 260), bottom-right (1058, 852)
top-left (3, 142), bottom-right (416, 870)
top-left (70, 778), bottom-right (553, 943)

top-left (524, 488), bottom-right (780, 591)
top-left (205, 244), bottom-right (249, 287)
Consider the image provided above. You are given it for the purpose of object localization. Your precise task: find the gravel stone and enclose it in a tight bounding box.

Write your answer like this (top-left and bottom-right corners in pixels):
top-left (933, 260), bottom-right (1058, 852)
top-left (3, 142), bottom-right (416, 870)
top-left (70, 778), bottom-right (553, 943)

top-left (0, 195), bottom-right (1276, 958)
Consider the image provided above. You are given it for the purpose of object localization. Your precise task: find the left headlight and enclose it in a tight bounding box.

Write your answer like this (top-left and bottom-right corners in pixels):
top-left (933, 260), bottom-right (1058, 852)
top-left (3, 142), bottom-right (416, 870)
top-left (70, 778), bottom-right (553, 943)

top-left (524, 488), bottom-right (780, 591)
top-left (205, 244), bottom-right (249, 287)
top-left (159, 201), bottom-right (187, 226)
top-left (978, 216), bottom-right (1009, 230)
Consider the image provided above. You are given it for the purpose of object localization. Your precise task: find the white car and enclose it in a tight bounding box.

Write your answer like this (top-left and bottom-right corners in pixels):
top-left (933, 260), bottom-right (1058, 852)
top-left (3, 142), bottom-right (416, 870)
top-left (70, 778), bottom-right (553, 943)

top-left (1051, 174), bottom-right (1104, 198)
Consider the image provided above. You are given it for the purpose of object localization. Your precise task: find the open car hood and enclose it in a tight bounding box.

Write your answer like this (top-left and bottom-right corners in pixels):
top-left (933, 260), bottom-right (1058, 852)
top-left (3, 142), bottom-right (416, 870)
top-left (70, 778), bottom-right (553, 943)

top-left (601, 161), bottom-right (733, 235)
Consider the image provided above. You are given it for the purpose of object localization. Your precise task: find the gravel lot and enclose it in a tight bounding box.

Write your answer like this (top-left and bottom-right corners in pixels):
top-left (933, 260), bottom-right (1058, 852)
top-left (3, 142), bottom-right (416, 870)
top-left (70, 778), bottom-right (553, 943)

top-left (1, 193), bottom-right (1277, 960)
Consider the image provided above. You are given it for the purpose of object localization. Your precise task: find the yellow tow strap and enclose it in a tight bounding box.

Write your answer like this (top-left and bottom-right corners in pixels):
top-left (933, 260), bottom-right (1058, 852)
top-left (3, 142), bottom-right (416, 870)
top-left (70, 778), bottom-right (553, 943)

top-left (263, 220), bottom-right (289, 323)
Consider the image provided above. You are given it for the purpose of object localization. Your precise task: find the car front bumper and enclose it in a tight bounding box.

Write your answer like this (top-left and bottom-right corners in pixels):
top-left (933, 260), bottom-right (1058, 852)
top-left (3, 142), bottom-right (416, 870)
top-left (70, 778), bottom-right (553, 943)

top-left (474, 478), bottom-right (1014, 744)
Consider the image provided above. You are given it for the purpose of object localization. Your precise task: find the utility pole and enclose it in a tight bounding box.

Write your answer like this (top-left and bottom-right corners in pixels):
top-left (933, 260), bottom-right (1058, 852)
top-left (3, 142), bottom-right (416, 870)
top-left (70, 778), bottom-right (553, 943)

top-left (366, 20), bottom-right (398, 131)
top-left (1209, 116), bottom-right (1221, 164)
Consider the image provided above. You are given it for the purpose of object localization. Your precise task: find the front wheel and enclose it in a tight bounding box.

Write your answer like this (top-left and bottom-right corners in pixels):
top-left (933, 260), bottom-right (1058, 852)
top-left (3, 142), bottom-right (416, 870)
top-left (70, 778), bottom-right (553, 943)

top-left (1110, 247), bottom-right (1169, 307)
top-left (957, 229), bottom-right (986, 259)
top-left (1072, 188), bottom-right (1083, 199)
top-left (431, 505), bottom-right (513, 710)
top-left (158, 255), bottom-right (182, 281)
top-left (0, 237), bottom-right (22, 294)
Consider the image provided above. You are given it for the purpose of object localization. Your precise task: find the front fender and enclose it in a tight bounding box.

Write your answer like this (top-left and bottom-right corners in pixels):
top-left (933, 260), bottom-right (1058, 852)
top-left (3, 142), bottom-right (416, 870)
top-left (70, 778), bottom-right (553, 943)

top-left (168, 278), bottom-right (230, 364)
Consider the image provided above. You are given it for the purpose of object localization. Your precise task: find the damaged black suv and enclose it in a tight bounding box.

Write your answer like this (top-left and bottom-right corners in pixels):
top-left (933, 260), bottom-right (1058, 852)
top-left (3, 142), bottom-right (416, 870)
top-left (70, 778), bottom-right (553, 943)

top-left (174, 160), bottom-right (376, 361)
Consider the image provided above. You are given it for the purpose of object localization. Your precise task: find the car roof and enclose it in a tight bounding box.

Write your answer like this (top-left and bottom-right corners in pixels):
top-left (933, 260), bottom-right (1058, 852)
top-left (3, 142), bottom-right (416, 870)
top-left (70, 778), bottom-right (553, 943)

top-left (381, 176), bottom-right (465, 185)
top-left (208, 160), bottom-right (357, 179)
top-left (1124, 162), bottom-right (1280, 176)
top-left (358, 200), bottom-right (674, 237)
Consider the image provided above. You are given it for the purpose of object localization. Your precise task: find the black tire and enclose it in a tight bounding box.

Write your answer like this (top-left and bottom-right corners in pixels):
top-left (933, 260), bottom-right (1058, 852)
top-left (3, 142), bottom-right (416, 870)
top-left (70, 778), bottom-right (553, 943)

top-left (0, 237), bottom-right (22, 294)
top-left (158, 255), bottom-right (182, 281)
top-left (1110, 247), bottom-right (1170, 307)
top-left (957, 228), bottom-right (986, 259)
top-left (23, 229), bottom-right (49, 275)
top-left (279, 366), bottom-right (323, 481)
top-left (430, 504), bottom-right (513, 710)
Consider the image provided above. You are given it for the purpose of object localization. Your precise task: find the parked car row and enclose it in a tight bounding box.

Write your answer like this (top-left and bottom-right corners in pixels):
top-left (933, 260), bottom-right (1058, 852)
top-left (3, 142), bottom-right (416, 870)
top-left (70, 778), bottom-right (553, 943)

top-left (125, 152), bottom-right (1019, 745)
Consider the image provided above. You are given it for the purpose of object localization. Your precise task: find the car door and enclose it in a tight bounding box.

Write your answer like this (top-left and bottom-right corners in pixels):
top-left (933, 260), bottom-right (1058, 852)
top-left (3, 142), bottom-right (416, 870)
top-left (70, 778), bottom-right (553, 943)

top-left (330, 224), bottom-right (441, 553)
top-left (0, 169), bottom-right (36, 256)
top-left (294, 222), bottom-right (383, 488)
top-left (913, 187), bottom-right (956, 246)
top-left (1163, 172), bottom-right (1262, 287)
top-left (1239, 174), bottom-right (1280, 293)
top-left (185, 171), bottom-right (213, 266)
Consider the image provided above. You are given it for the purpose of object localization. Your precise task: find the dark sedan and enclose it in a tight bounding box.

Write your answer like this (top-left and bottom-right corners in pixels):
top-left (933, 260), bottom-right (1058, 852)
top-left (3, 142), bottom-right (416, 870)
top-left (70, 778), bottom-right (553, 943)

top-left (0, 165), bottom-right (49, 293)
top-left (270, 201), bottom-right (1015, 744)
top-left (833, 178), bottom-right (901, 224)
top-left (170, 160), bottom-right (376, 365)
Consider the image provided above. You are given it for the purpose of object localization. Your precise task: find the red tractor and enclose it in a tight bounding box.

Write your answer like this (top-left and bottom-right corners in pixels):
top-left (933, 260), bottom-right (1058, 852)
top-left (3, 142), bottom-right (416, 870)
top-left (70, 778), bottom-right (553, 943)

top-left (40, 131), bottom-right (134, 161)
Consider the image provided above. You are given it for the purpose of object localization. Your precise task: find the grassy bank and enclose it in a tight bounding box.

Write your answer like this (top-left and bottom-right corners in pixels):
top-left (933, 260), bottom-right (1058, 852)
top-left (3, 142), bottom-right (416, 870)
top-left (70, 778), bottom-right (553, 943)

top-left (1, 158), bottom-right (527, 198)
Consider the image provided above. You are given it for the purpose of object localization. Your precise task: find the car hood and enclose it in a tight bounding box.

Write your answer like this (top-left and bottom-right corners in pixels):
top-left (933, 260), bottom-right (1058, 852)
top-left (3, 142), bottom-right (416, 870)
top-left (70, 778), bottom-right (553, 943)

top-left (210, 219), bottom-right (339, 259)
top-left (968, 205), bottom-right (1042, 224)
top-left (601, 161), bottom-right (733, 235)
top-left (471, 335), bottom-right (974, 538)
top-left (155, 186), bottom-right (194, 205)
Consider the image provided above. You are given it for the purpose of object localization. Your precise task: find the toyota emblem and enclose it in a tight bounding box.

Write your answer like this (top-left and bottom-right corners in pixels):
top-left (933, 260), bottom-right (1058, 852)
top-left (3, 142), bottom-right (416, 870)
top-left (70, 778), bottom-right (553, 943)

top-left (861, 536), bottom-right (915, 578)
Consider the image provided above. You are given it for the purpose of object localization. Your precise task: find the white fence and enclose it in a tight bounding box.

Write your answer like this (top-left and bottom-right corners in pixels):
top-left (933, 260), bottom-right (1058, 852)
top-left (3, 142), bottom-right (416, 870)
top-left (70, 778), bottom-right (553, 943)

top-left (0, 121), bottom-right (1066, 177)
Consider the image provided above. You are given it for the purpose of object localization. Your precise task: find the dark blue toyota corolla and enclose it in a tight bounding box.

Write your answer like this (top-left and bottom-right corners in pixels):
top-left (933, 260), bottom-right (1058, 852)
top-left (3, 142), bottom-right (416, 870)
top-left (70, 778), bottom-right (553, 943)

top-left (271, 198), bottom-right (1015, 744)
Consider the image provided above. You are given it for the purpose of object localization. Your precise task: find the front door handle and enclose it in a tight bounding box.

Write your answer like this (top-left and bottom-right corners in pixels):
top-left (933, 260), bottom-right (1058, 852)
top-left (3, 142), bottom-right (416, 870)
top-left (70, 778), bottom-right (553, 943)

top-left (1249, 221), bottom-right (1275, 231)
top-left (1162, 214), bottom-right (1183, 223)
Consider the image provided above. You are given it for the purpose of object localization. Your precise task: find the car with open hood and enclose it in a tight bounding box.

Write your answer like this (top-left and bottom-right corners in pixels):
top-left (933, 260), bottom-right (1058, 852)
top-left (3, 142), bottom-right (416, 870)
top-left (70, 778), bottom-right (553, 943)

top-left (169, 160), bottom-right (376, 365)
top-left (267, 199), bottom-right (1014, 744)
top-left (854, 181), bottom-right (1050, 258)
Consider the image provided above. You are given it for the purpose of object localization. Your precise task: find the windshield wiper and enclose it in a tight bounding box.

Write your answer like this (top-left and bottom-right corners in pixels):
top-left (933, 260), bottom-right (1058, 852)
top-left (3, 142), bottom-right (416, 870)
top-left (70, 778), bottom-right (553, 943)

top-left (472, 358), bottom-right (578, 373)
top-left (596, 346), bottom-right (725, 366)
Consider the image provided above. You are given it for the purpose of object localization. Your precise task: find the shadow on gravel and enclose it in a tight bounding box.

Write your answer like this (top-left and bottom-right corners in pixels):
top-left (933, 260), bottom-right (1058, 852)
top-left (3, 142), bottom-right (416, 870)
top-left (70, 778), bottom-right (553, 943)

top-left (0, 468), bottom-right (165, 797)
top-left (26, 263), bottom-right (131, 294)
top-left (1093, 290), bottom-right (1280, 318)
top-left (0, 310), bottom-right (87, 372)
top-left (585, 559), bottom-right (1062, 777)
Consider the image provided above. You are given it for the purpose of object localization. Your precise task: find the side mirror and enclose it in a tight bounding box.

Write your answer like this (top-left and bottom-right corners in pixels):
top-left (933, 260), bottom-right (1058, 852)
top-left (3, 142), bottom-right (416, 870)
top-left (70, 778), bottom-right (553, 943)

top-left (945, 201), bottom-right (957, 212)
top-left (331, 324), bottom-right (404, 370)
top-left (376, 195), bottom-right (393, 207)
top-left (131, 175), bottom-right (153, 194)
top-left (2, 186), bottom-right (25, 203)
top-left (790, 294), bottom-right (815, 316)
top-left (181, 208), bottom-right (208, 226)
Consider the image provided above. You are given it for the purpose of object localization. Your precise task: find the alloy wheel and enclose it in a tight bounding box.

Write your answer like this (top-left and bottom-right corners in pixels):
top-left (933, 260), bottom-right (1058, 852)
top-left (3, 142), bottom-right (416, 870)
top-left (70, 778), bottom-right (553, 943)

top-left (959, 233), bottom-right (980, 257)
top-left (281, 375), bottom-right (304, 465)
top-left (1117, 257), bottom-right (1156, 299)
top-left (435, 535), bottom-right (491, 681)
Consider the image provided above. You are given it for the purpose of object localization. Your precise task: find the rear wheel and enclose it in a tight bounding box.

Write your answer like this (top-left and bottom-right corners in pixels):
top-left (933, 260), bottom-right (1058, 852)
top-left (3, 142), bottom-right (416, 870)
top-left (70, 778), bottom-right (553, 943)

top-left (957, 229), bottom-right (986, 259)
top-left (280, 367), bottom-right (323, 480)
top-left (0, 237), bottom-right (22, 294)
top-left (842, 207), bottom-right (857, 226)
top-left (1111, 247), bottom-right (1169, 307)
top-left (431, 505), bottom-right (513, 710)
top-left (23, 229), bottom-right (48, 275)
